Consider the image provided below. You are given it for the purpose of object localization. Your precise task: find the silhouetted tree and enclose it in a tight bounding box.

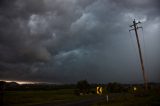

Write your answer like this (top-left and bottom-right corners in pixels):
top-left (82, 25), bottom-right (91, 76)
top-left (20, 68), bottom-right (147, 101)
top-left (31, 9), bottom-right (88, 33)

top-left (0, 81), bottom-right (6, 106)
top-left (76, 80), bottom-right (90, 95)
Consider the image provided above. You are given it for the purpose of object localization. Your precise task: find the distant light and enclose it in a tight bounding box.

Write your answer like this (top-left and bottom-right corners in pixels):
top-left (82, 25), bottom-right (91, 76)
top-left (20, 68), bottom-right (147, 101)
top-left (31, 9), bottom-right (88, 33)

top-left (133, 86), bottom-right (137, 91)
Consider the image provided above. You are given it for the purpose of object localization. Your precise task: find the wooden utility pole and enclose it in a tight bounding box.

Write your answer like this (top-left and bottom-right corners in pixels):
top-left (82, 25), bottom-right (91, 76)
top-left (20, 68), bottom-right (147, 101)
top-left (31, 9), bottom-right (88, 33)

top-left (129, 19), bottom-right (148, 90)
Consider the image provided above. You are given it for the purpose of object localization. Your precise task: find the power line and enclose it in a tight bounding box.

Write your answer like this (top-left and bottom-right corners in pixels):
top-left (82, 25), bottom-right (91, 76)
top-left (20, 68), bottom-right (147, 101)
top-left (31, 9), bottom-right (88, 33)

top-left (129, 19), bottom-right (148, 90)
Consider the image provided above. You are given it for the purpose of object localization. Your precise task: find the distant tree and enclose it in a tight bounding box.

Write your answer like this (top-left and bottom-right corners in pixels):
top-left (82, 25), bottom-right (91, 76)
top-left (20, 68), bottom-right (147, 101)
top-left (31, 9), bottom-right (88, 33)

top-left (0, 81), bottom-right (6, 106)
top-left (76, 80), bottom-right (90, 95)
top-left (107, 82), bottom-right (124, 93)
top-left (0, 81), bottom-right (6, 90)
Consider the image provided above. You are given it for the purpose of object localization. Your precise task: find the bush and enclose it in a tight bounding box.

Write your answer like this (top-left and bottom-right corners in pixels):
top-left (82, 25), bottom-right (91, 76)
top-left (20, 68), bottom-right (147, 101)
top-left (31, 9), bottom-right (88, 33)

top-left (75, 80), bottom-right (90, 95)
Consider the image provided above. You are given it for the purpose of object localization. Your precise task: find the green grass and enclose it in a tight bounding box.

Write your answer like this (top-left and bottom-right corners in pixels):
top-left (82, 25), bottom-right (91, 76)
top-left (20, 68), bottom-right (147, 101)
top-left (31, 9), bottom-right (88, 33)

top-left (3, 89), bottom-right (96, 106)
top-left (92, 92), bottom-right (160, 106)
top-left (3, 89), bottom-right (160, 106)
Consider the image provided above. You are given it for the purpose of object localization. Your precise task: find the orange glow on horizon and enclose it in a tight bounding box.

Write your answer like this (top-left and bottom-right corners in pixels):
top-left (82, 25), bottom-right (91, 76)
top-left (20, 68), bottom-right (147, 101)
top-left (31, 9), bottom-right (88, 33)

top-left (0, 80), bottom-right (37, 84)
top-left (0, 80), bottom-right (61, 85)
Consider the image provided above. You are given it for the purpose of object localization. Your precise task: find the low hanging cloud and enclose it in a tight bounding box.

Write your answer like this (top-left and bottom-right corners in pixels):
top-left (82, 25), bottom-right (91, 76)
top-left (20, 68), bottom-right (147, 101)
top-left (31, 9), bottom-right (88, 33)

top-left (0, 0), bottom-right (160, 83)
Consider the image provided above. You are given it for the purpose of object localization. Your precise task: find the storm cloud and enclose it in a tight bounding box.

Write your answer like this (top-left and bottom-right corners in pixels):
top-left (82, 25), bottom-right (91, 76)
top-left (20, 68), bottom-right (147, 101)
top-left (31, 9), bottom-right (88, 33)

top-left (0, 0), bottom-right (160, 83)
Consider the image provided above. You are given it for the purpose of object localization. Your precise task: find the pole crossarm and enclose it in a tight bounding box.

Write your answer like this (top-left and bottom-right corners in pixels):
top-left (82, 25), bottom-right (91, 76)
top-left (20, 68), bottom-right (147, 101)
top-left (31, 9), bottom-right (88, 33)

top-left (129, 19), bottom-right (148, 90)
top-left (129, 29), bottom-right (134, 32)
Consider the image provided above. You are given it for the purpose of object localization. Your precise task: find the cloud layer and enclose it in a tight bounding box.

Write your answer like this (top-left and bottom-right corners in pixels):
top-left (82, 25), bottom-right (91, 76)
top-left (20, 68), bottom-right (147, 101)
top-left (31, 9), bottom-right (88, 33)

top-left (0, 0), bottom-right (160, 83)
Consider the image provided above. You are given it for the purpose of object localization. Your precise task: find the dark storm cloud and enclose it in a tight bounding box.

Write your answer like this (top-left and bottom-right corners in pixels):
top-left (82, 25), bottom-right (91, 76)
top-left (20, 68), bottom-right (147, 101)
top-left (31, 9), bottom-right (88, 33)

top-left (0, 0), bottom-right (160, 83)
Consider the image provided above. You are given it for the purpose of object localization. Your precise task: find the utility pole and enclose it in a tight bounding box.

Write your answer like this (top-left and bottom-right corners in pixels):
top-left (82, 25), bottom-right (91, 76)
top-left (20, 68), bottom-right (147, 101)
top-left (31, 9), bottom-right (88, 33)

top-left (129, 19), bottom-right (148, 90)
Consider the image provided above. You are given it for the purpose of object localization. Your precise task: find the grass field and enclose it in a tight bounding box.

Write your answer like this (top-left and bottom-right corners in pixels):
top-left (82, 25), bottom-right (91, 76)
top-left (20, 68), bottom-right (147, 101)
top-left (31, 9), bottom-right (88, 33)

top-left (2, 88), bottom-right (160, 106)
top-left (93, 91), bottom-right (160, 106)
top-left (2, 89), bottom-right (96, 106)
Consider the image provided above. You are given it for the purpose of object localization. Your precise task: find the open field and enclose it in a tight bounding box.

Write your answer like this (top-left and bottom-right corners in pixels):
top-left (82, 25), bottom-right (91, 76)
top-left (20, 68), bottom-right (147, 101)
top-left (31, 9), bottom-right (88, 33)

top-left (2, 89), bottom-right (97, 106)
top-left (92, 91), bottom-right (160, 106)
top-left (1, 82), bottom-right (160, 106)
top-left (3, 89), bottom-right (160, 106)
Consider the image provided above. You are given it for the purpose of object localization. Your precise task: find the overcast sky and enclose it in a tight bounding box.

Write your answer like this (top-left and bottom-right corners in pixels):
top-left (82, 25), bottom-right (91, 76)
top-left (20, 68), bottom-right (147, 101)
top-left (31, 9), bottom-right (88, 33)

top-left (0, 0), bottom-right (160, 84)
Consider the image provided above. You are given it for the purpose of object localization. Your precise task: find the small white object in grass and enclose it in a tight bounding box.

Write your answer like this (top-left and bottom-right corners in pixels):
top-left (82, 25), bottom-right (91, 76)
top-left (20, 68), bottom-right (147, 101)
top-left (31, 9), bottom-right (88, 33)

top-left (106, 94), bottom-right (108, 103)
